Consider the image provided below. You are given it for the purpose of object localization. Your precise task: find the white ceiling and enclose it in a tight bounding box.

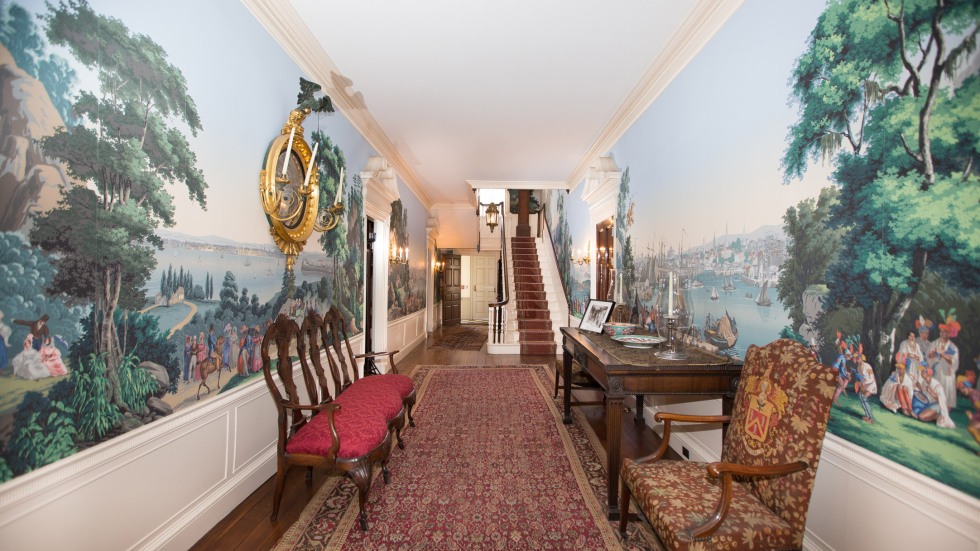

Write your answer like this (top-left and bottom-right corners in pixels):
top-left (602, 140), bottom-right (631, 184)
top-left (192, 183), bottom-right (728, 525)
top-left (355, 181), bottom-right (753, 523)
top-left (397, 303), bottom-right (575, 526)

top-left (245, 0), bottom-right (743, 209)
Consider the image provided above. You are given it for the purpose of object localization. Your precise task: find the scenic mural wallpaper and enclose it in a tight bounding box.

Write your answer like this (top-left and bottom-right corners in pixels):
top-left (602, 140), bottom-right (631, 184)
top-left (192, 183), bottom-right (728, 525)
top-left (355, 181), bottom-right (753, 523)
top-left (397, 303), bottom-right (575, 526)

top-left (0, 0), bottom-right (391, 483)
top-left (550, 0), bottom-right (979, 498)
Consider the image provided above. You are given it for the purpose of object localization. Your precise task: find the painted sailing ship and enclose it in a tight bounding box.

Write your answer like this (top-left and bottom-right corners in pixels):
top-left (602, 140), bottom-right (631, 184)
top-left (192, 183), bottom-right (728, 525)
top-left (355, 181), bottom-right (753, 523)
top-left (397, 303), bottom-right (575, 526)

top-left (755, 279), bottom-right (772, 307)
top-left (722, 270), bottom-right (736, 292)
top-left (710, 286), bottom-right (719, 300)
top-left (704, 311), bottom-right (738, 349)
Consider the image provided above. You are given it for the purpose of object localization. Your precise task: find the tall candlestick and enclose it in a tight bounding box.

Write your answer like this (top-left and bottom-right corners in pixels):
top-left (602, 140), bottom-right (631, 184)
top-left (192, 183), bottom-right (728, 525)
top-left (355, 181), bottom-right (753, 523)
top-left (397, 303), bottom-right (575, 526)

top-left (334, 167), bottom-right (344, 205)
top-left (667, 271), bottom-right (674, 315)
top-left (302, 141), bottom-right (318, 190)
top-left (281, 126), bottom-right (295, 176)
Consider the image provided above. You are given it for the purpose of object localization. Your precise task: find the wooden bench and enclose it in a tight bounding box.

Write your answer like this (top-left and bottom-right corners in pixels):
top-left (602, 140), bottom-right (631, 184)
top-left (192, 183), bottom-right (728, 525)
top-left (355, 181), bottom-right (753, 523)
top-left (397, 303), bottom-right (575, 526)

top-left (260, 309), bottom-right (413, 530)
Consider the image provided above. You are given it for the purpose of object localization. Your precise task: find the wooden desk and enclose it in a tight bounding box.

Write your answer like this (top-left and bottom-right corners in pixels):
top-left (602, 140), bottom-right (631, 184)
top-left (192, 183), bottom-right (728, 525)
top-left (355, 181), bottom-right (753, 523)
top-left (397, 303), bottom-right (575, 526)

top-left (560, 327), bottom-right (742, 520)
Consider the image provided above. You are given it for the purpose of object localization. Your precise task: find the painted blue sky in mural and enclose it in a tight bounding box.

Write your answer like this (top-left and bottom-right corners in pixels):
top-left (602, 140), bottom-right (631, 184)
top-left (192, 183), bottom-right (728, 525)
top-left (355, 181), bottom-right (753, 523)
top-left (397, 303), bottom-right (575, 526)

top-left (613, 0), bottom-right (832, 253)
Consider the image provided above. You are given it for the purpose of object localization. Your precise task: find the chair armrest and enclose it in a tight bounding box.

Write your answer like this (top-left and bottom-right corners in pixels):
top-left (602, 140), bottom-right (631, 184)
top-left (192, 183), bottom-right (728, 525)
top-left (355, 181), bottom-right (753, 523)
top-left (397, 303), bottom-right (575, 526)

top-left (632, 413), bottom-right (731, 464)
top-left (687, 460), bottom-right (809, 539)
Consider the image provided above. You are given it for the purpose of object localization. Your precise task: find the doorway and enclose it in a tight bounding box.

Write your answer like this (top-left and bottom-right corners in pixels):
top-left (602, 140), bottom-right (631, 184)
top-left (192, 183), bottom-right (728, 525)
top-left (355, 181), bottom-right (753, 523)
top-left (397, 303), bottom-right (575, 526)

top-left (442, 253), bottom-right (461, 327)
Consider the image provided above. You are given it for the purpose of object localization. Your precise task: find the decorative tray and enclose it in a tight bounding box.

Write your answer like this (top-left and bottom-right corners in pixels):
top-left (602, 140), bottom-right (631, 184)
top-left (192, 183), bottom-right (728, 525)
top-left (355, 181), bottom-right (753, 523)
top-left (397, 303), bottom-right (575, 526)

top-left (611, 335), bottom-right (666, 349)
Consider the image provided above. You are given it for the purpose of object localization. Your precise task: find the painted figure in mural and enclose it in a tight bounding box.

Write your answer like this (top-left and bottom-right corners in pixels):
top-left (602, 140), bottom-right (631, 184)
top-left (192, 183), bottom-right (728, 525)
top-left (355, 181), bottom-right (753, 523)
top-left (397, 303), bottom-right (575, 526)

top-left (13, 314), bottom-right (49, 351)
top-left (222, 323), bottom-right (232, 370)
top-left (854, 355), bottom-right (877, 424)
top-left (207, 324), bottom-right (217, 357)
top-left (928, 317), bottom-right (960, 411)
top-left (0, 310), bottom-right (11, 372)
top-left (960, 360), bottom-right (980, 455)
top-left (12, 334), bottom-right (49, 380)
top-left (897, 330), bottom-right (926, 383)
top-left (911, 367), bottom-right (955, 429)
top-left (39, 337), bottom-right (68, 377)
top-left (183, 335), bottom-right (193, 383)
top-left (238, 325), bottom-right (252, 376)
top-left (250, 326), bottom-right (263, 374)
top-left (196, 332), bottom-right (207, 380)
top-left (880, 354), bottom-right (916, 417)
top-left (229, 325), bottom-right (241, 375)
top-left (831, 337), bottom-right (853, 406)
top-left (188, 335), bottom-right (198, 384)
top-left (915, 317), bottom-right (933, 363)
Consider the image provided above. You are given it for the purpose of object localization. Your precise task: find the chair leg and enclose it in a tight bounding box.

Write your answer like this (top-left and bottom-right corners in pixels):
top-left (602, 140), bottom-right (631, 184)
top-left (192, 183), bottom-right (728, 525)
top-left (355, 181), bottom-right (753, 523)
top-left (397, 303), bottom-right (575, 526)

top-left (349, 463), bottom-right (375, 531)
top-left (406, 396), bottom-right (416, 427)
top-left (271, 466), bottom-right (288, 521)
top-left (619, 478), bottom-right (632, 535)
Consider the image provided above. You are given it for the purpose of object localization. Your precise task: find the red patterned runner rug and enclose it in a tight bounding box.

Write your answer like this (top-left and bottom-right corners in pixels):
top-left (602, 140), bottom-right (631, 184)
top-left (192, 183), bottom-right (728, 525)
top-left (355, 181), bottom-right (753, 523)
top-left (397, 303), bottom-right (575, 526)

top-left (275, 365), bottom-right (662, 550)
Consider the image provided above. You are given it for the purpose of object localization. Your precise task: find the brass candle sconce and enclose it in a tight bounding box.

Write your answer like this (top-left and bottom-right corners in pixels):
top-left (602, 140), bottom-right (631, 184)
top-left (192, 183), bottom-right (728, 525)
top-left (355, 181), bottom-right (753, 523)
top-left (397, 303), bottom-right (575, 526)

top-left (259, 107), bottom-right (344, 271)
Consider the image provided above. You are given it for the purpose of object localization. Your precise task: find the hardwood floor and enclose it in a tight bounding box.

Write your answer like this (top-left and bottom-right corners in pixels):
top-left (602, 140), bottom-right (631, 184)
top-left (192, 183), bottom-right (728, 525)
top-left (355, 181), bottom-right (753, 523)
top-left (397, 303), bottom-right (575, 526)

top-left (189, 326), bottom-right (670, 550)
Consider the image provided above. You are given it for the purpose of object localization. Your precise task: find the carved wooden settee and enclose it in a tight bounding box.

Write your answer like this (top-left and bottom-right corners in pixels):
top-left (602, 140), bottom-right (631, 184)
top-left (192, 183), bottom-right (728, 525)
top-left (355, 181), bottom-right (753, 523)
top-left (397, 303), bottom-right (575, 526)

top-left (260, 307), bottom-right (416, 530)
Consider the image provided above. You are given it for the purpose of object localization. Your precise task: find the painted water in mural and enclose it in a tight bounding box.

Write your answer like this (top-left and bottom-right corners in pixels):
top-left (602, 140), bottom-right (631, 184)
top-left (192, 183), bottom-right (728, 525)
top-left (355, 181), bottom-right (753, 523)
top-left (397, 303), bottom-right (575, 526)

top-left (0, 0), bottom-right (369, 484)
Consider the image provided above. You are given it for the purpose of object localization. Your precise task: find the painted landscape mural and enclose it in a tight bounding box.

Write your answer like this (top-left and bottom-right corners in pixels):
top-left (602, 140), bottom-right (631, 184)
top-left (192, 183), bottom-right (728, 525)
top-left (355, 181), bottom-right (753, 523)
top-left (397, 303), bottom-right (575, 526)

top-left (0, 0), bottom-right (373, 483)
top-left (551, 0), bottom-right (979, 497)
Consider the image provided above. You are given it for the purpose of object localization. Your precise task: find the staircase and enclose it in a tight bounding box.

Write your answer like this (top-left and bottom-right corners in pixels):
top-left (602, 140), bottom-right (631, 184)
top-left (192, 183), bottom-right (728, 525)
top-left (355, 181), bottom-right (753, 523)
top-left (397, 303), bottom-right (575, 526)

top-left (510, 236), bottom-right (557, 355)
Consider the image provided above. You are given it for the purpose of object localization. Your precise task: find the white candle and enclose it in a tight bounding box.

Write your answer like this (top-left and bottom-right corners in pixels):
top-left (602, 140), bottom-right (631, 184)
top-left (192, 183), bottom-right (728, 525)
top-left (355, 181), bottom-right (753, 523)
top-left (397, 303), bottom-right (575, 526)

top-left (335, 167), bottom-right (344, 205)
top-left (667, 272), bottom-right (674, 315)
top-left (281, 126), bottom-right (296, 176)
top-left (302, 141), bottom-right (318, 190)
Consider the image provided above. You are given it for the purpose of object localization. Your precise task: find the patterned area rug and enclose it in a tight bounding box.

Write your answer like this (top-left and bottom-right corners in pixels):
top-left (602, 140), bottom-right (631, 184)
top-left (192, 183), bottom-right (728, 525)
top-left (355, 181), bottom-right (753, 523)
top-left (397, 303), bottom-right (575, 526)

top-left (427, 325), bottom-right (488, 350)
top-left (274, 365), bottom-right (663, 550)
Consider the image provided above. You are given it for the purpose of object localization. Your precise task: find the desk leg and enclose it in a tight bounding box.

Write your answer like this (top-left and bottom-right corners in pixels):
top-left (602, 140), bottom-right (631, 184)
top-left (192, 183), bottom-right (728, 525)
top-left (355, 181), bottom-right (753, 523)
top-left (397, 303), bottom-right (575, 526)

top-left (562, 346), bottom-right (573, 425)
top-left (606, 394), bottom-right (624, 520)
top-left (634, 395), bottom-right (644, 423)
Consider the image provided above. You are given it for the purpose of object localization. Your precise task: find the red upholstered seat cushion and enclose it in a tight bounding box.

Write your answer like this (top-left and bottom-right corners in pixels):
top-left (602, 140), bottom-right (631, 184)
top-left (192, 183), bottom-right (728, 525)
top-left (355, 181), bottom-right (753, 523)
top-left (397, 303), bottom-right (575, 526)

top-left (339, 381), bottom-right (404, 421)
top-left (622, 457), bottom-right (798, 551)
top-left (354, 373), bottom-right (415, 399)
top-left (285, 403), bottom-right (388, 459)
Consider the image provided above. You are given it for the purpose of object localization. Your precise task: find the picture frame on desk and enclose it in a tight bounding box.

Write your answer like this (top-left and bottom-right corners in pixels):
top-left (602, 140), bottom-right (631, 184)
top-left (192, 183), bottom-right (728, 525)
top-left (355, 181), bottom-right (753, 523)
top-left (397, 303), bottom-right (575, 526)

top-left (579, 299), bottom-right (615, 333)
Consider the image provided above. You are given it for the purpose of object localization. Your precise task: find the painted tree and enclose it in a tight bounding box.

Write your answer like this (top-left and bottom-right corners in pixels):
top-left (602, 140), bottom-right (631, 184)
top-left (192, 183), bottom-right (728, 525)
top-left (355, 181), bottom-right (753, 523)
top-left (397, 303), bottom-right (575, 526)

top-left (555, 193), bottom-right (572, 305)
top-left (31, 1), bottom-right (206, 408)
top-left (615, 168), bottom-right (636, 304)
top-left (783, 0), bottom-right (980, 379)
top-left (777, 187), bottom-right (845, 330)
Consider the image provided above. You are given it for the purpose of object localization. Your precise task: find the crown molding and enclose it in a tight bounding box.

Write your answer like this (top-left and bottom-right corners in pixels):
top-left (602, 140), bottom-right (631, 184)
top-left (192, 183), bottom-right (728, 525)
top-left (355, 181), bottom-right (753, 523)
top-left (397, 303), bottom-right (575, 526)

top-left (467, 180), bottom-right (568, 191)
top-left (242, 0), bottom-right (433, 211)
top-left (565, 0), bottom-right (744, 190)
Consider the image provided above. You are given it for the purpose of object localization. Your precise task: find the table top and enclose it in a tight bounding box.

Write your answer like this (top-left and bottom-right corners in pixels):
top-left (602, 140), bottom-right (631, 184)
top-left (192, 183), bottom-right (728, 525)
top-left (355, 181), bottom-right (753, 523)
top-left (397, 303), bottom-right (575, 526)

top-left (561, 326), bottom-right (740, 371)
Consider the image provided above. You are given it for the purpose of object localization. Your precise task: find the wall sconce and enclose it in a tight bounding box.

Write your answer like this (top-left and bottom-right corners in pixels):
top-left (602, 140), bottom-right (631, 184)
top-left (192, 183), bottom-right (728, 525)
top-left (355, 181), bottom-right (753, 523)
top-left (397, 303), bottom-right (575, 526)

top-left (259, 107), bottom-right (344, 271)
top-left (572, 241), bottom-right (591, 265)
top-left (434, 260), bottom-right (445, 272)
top-left (484, 202), bottom-right (500, 233)
top-left (390, 244), bottom-right (409, 265)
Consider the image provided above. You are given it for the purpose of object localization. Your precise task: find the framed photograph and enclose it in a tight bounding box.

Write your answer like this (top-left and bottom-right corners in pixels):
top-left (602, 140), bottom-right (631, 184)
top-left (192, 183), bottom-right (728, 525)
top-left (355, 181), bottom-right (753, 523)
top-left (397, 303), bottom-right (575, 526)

top-left (579, 299), bottom-right (615, 333)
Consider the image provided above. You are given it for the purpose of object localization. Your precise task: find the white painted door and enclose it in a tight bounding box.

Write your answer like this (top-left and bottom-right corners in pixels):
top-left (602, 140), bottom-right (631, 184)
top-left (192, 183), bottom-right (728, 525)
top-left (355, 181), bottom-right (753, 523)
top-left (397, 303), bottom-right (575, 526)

top-left (471, 255), bottom-right (497, 321)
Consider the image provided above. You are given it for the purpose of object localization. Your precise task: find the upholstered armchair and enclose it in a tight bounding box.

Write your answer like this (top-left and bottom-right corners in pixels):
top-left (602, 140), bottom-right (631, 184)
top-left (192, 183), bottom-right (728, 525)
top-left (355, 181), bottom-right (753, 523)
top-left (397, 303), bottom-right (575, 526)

top-left (619, 339), bottom-right (836, 550)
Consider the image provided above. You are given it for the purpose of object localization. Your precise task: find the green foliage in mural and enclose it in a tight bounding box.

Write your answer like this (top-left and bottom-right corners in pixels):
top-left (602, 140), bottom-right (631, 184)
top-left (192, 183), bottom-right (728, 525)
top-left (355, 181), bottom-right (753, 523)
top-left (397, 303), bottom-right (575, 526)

top-left (33, 0), bottom-right (207, 409)
top-left (783, 0), bottom-right (980, 377)
top-left (117, 353), bottom-right (157, 414)
top-left (778, 187), bottom-right (846, 330)
top-left (70, 309), bottom-right (176, 393)
top-left (0, 0), bottom-right (77, 123)
top-left (69, 353), bottom-right (121, 443)
top-left (0, 231), bottom-right (86, 352)
top-left (5, 389), bottom-right (77, 475)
